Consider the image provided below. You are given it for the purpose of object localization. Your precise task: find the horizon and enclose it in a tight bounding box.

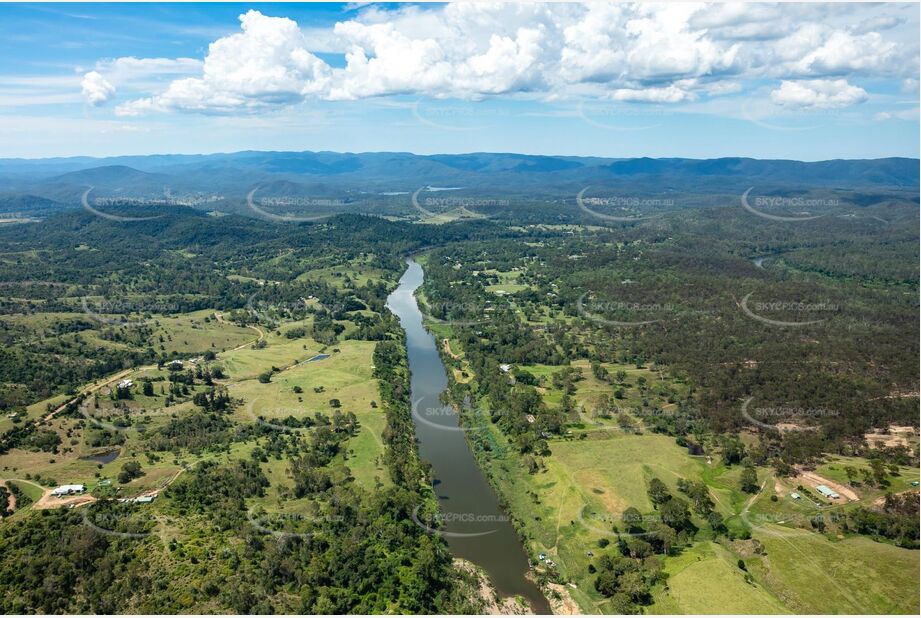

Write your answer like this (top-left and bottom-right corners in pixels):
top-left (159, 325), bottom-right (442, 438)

top-left (2, 148), bottom-right (919, 164)
top-left (0, 2), bottom-right (918, 160)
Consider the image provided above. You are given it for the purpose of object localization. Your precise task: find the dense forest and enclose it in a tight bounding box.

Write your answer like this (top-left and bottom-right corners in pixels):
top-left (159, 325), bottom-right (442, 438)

top-left (421, 199), bottom-right (918, 467)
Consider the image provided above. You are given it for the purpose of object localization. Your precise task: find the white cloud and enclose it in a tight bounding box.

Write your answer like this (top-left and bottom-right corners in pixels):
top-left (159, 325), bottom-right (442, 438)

top-left (95, 57), bottom-right (203, 80)
top-left (875, 107), bottom-right (919, 121)
top-left (119, 10), bottom-right (331, 115)
top-left (80, 71), bottom-right (115, 106)
top-left (610, 85), bottom-right (695, 103)
top-left (851, 15), bottom-right (903, 35)
top-left (788, 29), bottom-right (899, 76)
top-left (770, 79), bottom-right (868, 109)
top-left (107, 4), bottom-right (917, 115)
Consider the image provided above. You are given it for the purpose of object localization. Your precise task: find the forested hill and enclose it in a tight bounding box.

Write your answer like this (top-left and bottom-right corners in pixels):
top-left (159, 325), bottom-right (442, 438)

top-left (0, 152), bottom-right (917, 214)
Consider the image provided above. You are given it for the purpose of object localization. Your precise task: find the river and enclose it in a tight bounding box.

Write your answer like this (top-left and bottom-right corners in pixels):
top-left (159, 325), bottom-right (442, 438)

top-left (386, 258), bottom-right (550, 614)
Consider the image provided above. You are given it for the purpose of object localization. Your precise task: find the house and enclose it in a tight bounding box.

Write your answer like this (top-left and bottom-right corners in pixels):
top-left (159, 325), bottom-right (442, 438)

top-left (790, 492), bottom-right (801, 500)
top-left (51, 484), bottom-right (85, 497)
top-left (499, 364), bottom-right (512, 373)
top-left (118, 379), bottom-right (134, 389)
top-left (526, 414), bottom-right (536, 424)
top-left (815, 484), bottom-right (840, 499)
top-left (134, 496), bottom-right (155, 504)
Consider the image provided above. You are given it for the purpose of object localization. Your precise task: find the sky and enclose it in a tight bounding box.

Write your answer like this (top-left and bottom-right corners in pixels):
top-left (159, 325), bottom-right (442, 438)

top-left (0, 1), bottom-right (918, 161)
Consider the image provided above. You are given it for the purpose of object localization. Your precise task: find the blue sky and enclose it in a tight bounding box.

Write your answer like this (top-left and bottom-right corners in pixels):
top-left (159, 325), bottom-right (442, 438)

top-left (0, 2), bottom-right (918, 160)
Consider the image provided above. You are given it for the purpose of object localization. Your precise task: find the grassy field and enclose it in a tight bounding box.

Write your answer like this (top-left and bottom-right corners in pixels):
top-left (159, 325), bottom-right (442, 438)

top-left (0, 301), bottom-right (391, 517)
top-left (148, 310), bottom-right (256, 355)
top-left (649, 541), bottom-right (787, 614)
top-left (748, 525), bottom-right (920, 614)
top-left (228, 337), bottom-right (388, 491)
top-left (457, 346), bottom-right (920, 614)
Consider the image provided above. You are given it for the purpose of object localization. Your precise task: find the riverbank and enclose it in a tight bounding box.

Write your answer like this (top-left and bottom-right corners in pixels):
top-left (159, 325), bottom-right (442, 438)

top-left (386, 258), bottom-right (550, 614)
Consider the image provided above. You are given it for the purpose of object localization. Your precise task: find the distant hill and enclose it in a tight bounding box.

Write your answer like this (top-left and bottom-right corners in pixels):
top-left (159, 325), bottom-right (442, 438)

top-left (49, 164), bottom-right (168, 186)
top-left (0, 151), bottom-right (916, 217)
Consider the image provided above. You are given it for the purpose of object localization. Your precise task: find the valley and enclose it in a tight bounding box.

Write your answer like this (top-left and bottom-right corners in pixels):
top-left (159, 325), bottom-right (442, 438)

top-left (0, 154), bottom-right (917, 614)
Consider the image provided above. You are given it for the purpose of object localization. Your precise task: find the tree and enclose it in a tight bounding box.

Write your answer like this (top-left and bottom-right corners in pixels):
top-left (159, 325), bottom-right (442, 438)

top-left (660, 498), bottom-right (694, 533)
top-left (721, 435), bottom-right (745, 465)
top-left (810, 514), bottom-right (826, 532)
top-left (647, 477), bottom-right (671, 507)
top-left (740, 464), bottom-right (759, 493)
top-left (258, 372), bottom-right (272, 384)
top-left (117, 460), bottom-right (144, 484)
top-left (844, 465), bottom-right (858, 485)
top-left (647, 522), bottom-right (677, 555)
top-left (707, 511), bottom-right (727, 535)
top-left (142, 381), bottom-right (154, 397)
top-left (622, 506), bottom-right (644, 533)
top-left (870, 459), bottom-right (888, 487)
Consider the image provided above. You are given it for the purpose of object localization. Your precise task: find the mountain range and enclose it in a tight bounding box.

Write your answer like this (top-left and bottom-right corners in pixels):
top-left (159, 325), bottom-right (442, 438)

top-left (0, 151), bottom-right (917, 217)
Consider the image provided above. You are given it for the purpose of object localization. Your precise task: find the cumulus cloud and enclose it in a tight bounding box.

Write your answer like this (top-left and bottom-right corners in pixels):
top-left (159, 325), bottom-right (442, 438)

top-left (770, 79), bottom-right (868, 109)
top-left (104, 3), bottom-right (916, 115)
top-left (80, 71), bottom-right (115, 106)
top-left (118, 11), bottom-right (330, 115)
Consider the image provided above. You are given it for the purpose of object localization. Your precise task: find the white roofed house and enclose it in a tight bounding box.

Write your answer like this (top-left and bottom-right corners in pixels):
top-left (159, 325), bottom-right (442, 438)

top-left (51, 484), bottom-right (86, 497)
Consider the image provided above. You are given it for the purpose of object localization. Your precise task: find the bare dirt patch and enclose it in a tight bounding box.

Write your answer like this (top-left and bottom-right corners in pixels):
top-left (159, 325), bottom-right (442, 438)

top-left (796, 470), bottom-right (858, 502)
top-left (453, 559), bottom-right (532, 615)
top-left (443, 338), bottom-right (461, 360)
top-left (773, 478), bottom-right (787, 495)
top-left (545, 582), bottom-right (581, 615)
top-left (864, 424), bottom-right (917, 450)
top-left (33, 491), bottom-right (96, 510)
top-left (872, 489), bottom-right (918, 508)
